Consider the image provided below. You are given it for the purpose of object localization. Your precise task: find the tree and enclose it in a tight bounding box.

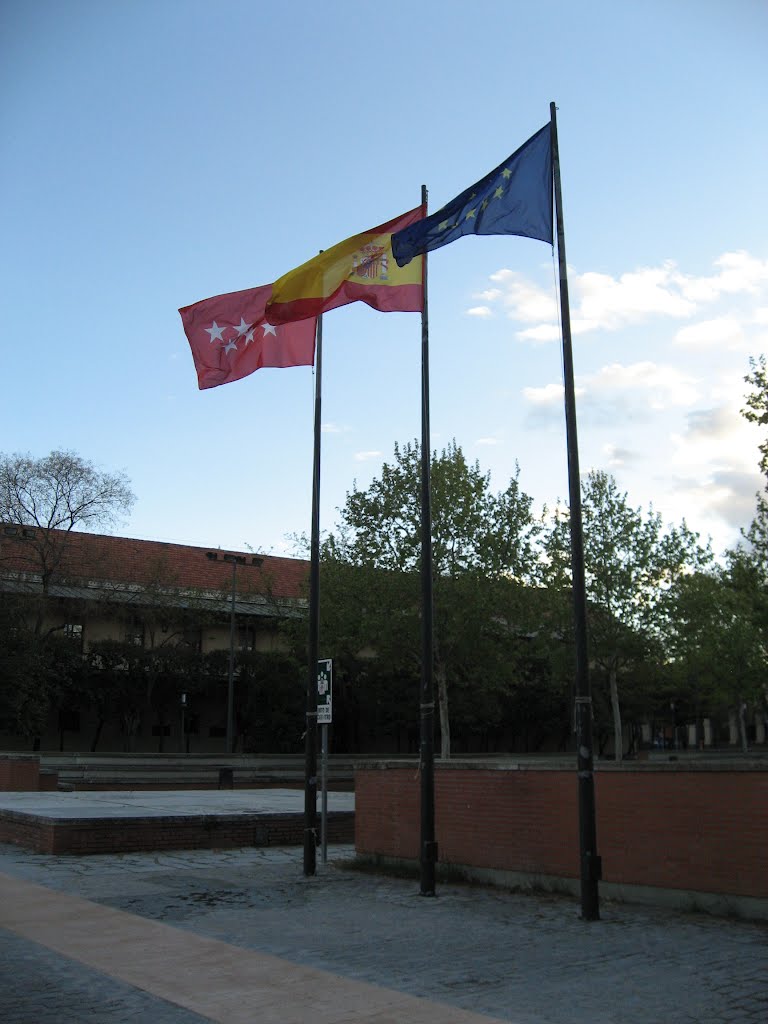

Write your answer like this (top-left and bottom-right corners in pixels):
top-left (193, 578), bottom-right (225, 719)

top-left (542, 471), bottom-right (711, 760)
top-left (326, 440), bottom-right (545, 758)
top-left (84, 640), bottom-right (146, 752)
top-left (44, 634), bottom-right (91, 752)
top-left (0, 597), bottom-right (49, 746)
top-left (0, 449), bottom-right (135, 633)
top-left (727, 356), bottom-right (768, 741)
top-left (742, 354), bottom-right (768, 479)
top-left (662, 566), bottom-right (765, 751)
top-left (237, 650), bottom-right (304, 754)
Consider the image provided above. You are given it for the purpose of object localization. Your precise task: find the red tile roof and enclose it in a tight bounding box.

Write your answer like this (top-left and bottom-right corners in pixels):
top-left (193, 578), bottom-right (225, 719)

top-left (0, 527), bottom-right (310, 602)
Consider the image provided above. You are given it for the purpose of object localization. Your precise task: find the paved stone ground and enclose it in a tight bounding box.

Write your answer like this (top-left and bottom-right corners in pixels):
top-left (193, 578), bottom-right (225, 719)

top-left (1, 842), bottom-right (766, 1023)
top-left (0, 927), bottom-right (212, 1024)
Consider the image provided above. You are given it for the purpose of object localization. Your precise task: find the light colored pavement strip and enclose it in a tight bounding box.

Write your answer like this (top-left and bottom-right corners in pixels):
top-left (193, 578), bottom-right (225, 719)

top-left (0, 872), bottom-right (509, 1024)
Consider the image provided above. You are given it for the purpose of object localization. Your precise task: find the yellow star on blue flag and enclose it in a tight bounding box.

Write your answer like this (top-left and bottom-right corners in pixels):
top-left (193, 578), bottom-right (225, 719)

top-left (392, 124), bottom-right (553, 267)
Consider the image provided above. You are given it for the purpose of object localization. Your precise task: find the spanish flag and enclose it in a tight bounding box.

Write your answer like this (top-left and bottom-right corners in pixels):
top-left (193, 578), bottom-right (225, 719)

top-left (265, 206), bottom-right (425, 326)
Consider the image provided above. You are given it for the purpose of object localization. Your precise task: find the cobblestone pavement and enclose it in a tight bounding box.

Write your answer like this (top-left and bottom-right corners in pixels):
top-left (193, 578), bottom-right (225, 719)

top-left (0, 927), bottom-right (212, 1024)
top-left (1, 842), bottom-right (766, 1023)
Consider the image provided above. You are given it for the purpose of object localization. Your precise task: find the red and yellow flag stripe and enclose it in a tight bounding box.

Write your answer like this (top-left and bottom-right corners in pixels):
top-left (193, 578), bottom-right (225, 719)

top-left (265, 206), bottom-right (425, 325)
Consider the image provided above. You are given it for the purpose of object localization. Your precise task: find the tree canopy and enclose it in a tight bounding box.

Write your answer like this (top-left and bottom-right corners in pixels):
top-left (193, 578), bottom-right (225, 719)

top-left (318, 439), bottom-right (548, 757)
top-left (541, 471), bottom-right (711, 758)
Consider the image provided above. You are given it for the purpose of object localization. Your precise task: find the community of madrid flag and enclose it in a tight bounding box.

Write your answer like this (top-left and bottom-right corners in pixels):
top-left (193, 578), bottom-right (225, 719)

top-left (264, 206), bottom-right (425, 326)
top-left (179, 284), bottom-right (316, 390)
top-left (391, 124), bottom-right (553, 268)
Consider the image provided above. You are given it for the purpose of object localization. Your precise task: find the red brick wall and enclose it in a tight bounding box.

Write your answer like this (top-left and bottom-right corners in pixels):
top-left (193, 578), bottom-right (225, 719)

top-left (355, 764), bottom-right (768, 900)
top-left (0, 756), bottom-right (45, 791)
top-left (0, 810), bottom-right (355, 855)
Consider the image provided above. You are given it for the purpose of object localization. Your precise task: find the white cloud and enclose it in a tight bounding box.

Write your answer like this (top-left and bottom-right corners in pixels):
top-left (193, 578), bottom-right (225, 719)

top-left (662, 469), bottom-right (760, 543)
top-left (684, 405), bottom-right (739, 442)
top-left (602, 442), bottom-right (638, 468)
top-left (658, 399), bottom-right (763, 547)
top-left (488, 269), bottom-right (559, 323)
top-left (678, 251), bottom-right (768, 303)
top-left (523, 382), bottom-right (565, 406)
top-left (524, 362), bottom-right (700, 431)
top-left (354, 450), bottom-right (383, 462)
top-left (466, 306), bottom-right (493, 318)
top-left (476, 251), bottom-right (768, 554)
top-left (695, 469), bottom-right (761, 529)
top-left (573, 265), bottom-right (696, 329)
top-left (517, 324), bottom-right (561, 342)
top-left (674, 317), bottom-right (744, 350)
top-left (587, 361), bottom-right (700, 411)
top-left (475, 436), bottom-right (500, 446)
top-left (322, 422), bottom-right (347, 434)
top-left (475, 250), bottom-right (768, 347)
top-left (669, 400), bottom-right (760, 475)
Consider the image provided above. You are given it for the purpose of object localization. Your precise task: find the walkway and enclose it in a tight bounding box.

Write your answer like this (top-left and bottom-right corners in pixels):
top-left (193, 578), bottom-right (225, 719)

top-left (1, 842), bottom-right (766, 1023)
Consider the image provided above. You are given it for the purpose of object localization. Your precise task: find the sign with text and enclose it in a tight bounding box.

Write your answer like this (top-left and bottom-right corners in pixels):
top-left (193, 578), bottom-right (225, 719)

top-left (317, 658), bottom-right (332, 725)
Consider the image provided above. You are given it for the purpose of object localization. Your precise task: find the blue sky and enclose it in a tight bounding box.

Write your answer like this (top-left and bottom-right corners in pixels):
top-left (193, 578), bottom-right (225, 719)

top-left (2, 0), bottom-right (767, 560)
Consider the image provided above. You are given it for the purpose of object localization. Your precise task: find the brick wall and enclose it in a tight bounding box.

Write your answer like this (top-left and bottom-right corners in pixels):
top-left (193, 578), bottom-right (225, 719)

top-left (0, 755), bottom-right (56, 792)
top-left (0, 810), bottom-right (355, 855)
top-left (355, 762), bottom-right (768, 900)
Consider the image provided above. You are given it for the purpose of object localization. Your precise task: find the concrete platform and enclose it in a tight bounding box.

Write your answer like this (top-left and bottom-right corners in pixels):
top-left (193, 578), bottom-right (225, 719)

top-left (0, 789), bottom-right (355, 854)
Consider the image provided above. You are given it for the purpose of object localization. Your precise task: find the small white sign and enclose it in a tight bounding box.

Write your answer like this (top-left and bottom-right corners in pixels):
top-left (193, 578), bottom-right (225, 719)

top-left (317, 658), bottom-right (332, 724)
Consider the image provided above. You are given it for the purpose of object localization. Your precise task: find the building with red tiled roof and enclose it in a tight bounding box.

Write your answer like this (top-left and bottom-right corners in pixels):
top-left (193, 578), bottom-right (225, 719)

top-left (0, 525), bottom-right (310, 753)
top-left (1, 524), bottom-right (309, 610)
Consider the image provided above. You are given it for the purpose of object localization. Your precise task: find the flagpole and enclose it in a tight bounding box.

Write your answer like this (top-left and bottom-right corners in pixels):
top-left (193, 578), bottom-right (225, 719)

top-left (550, 101), bottom-right (601, 920)
top-left (303, 312), bottom-right (322, 876)
top-left (419, 183), bottom-right (437, 897)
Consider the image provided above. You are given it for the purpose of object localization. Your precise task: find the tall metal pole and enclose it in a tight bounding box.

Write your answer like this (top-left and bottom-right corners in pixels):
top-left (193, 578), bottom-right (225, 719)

top-left (550, 101), bottom-right (601, 920)
top-left (419, 184), bottom-right (437, 897)
top-left (226, 556), bottom-right (237, 754)
top-left (304, 313), bottom-right (323, 876)
top-left (320, 722), bottom-right (328, 864)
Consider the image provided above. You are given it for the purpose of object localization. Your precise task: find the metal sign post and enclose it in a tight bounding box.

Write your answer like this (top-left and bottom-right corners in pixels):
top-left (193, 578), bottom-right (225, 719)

top-left (317, 659), bottom-right (332, 864)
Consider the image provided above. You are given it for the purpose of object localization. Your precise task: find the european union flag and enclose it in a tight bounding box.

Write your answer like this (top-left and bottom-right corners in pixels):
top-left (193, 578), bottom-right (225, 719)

top-left (392, 124), bottom-right (553, 267)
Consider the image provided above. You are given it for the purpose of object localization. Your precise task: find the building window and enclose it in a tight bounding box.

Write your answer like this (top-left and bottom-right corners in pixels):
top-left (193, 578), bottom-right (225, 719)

top-left (238, 625), bottom-right (256, 651)
top-left (125, 620), bottom-right (145, 647)
top-left (151, 724), bottom-right (171, 737)
top-left (65, 623), bottom-right (83, 650)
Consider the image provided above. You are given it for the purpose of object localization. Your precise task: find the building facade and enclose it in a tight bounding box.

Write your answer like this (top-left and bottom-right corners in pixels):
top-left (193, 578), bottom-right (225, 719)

top-left (0, 525), bottom-right (309, 753)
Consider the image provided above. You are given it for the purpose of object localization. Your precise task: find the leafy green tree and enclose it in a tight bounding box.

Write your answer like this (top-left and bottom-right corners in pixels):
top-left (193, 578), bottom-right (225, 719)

top-left (542, 471), bottom-right (711, 760)
top-left (742, 355), bottom-right (768, 479)
top-left (237, 650), bottom-right (304, 754)
top-left (84, 640), bottom-right (148, 752)
top-left (282, 548), bottom-right (421, 753)
top-left (0, 597), bottom-right (49, 746)
top-left (43, 634), bottom-right (91, 752)
top-left (144, 644), bottom-right (206, 752)
top-left (325, 440), bottom-right (545, 757)
top-left (0, 596), bottom-right (99, 750)
top-left (722, 356), bottom-right (768, 742)
top-left (662, 567), bottom-right (765, 750)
